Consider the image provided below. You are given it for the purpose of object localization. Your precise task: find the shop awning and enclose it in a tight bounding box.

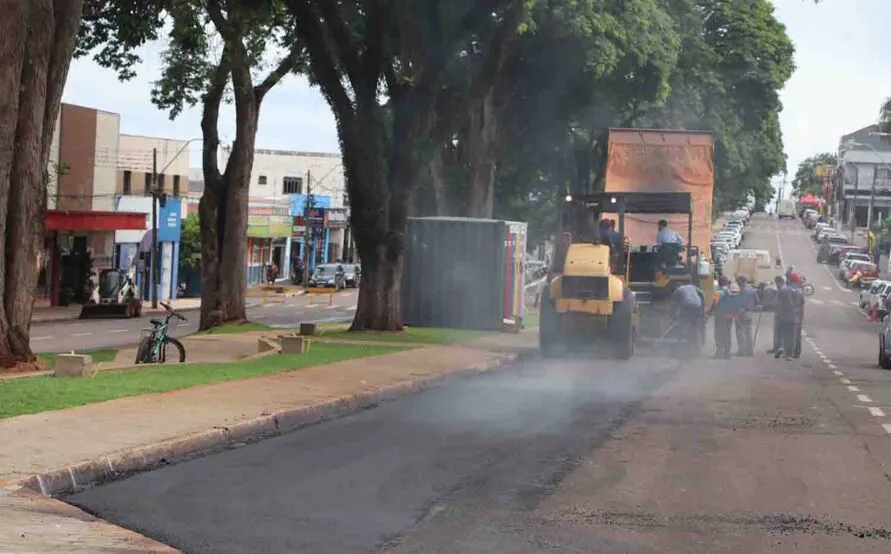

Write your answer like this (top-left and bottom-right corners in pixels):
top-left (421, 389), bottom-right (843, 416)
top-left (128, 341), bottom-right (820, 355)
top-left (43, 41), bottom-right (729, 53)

top-left (46, 210), bottom-right (148, 231)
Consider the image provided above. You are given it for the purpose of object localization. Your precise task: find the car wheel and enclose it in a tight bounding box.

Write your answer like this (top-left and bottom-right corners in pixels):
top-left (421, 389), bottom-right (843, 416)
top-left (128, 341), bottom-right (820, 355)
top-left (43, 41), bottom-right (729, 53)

top-left (880, 337), bottom-right (891, 369)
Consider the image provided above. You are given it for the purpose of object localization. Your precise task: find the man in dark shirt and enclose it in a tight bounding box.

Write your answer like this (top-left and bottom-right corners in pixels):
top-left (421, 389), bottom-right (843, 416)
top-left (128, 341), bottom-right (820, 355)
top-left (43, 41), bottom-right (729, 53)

top-left (775, 272), bottom-right (805, 360)
top-left (766, 275), bottom-right (785, 354)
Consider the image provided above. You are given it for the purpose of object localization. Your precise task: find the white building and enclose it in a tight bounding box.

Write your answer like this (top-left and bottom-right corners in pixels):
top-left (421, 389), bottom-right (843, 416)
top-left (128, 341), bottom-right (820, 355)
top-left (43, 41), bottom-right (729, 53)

top-left (837, 125), bottom-right (891, 228)
top-left (218, 147), bottom-right (350, 283)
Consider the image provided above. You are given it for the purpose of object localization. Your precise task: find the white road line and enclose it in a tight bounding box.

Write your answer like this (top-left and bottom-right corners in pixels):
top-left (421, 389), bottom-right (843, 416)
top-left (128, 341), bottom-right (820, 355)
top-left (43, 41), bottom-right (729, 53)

top-left (882, 423), bottom-right (891, 434)
top-left (858, 394), bottom-right (874, 403)
top-left (840, 378), bottom-right (851, 384)
top-left (848, 385), bottom-right (861, 392)
top-left (822, 286), bottom-right (832, 291)
top-left (347, 305), bottom-right (357, 310)
top-left (831, 300), bottom-right (848, 307)
top-left (109, 329), bottom-right (128, 334)
top-left (31, 336), bottom-right (52, 341)
top-left (829, 363), bottom-right (838, 369)
top-left (71, 332), bottom-right (91, 337)
top-left (810, 299), bottom-right (825, 305)
top-left (833, 370), bottom-right (845, 376)
top-left (869, 407), bottom-right (886, 417)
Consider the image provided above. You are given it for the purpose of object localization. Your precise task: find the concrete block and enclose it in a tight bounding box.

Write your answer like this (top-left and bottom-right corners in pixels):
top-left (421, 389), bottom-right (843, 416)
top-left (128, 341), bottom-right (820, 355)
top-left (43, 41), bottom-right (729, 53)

top-left (299, 322), bottom-right (318, 336)
top-left (54, 354), bottom-right (94, 378)
top-left (257, 337), bottom-right (279, 353)
top-left (281, 335), bottom-right (308, 354)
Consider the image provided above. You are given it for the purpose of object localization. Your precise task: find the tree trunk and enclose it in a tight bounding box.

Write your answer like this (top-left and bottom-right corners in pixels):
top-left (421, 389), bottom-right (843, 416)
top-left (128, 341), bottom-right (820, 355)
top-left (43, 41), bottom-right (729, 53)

top-left (0, 0), bottom-right (82, 365)
top-left (198, 95), bottom-right (256, 330)
top-left (465, 89), bottom-right (498, 218)
top-left (346, 95), bottom-right (428, 331)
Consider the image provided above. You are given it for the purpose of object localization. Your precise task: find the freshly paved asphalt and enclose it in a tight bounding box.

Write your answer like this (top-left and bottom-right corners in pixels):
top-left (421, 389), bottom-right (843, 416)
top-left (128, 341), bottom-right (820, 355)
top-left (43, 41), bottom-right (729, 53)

top-left (66, 216), bottom-right (891, 553)
top-left (30, 290), bottom-right (359, 354)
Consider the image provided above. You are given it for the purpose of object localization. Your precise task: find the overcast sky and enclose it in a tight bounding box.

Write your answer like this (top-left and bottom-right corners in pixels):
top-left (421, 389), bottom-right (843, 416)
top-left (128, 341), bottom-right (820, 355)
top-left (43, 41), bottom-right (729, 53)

top-left (62, 0), bottom-right (891, 190)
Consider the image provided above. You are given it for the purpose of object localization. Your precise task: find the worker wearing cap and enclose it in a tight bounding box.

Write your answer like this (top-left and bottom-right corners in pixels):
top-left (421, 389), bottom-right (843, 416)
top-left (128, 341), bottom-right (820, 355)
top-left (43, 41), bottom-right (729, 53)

top-left (734, 275), bottom-right (759, 356)
top-left (710, 276), bottom-right (744, 359)
top-left (775, 272), bottom-right (805, 360)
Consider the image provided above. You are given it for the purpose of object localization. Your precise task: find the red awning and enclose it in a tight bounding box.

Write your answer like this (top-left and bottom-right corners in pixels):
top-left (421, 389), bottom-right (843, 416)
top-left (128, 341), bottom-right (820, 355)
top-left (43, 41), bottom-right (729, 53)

top-left (46, 210), bottom-right (147, 231)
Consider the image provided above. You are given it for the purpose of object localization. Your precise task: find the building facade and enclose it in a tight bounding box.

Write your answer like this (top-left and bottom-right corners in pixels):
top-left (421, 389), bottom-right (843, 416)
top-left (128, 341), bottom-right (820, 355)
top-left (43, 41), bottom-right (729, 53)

top-left (836, 125), bottom-right (891, 229)
top-left (41, 103), bottom-right (148, 307)
top-left (218, 147), bottom-right (351, 285)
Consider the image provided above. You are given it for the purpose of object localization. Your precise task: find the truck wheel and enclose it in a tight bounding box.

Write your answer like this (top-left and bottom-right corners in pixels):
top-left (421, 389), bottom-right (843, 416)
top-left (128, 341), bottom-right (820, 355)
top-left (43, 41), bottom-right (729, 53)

top-left (611, 289), bottom-right (635, 360)
top-left (539, 284), bottom-right (559, 358)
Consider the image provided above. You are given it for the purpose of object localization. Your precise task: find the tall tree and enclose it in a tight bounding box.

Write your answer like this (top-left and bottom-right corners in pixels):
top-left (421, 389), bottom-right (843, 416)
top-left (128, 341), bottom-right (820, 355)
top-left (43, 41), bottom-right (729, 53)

top-left (78, 0), bottom-right (305, 330)
top-left (285, 0), bottom-right (529, 330)
top-left (792, 153), bottom-right (837, 197)
top-left (880, 98), bottom-right (891, 134)
top-left (0, 0), bottom-right (84, 363)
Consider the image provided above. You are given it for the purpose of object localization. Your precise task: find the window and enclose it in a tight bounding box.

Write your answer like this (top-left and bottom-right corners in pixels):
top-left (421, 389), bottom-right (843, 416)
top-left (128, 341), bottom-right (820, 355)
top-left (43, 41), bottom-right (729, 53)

top-left (144, 172), bottom-right (152, 194)
top-left (173, 175), bottom-right (180, 197)
top-left (282, 176), bottom-right (303, 194)
top-left (122, 170), bottom-right (132, 195)
top-left (343, 193), bottom-right (350, 207)
top-left (258, 175), bottom-right (268, 185)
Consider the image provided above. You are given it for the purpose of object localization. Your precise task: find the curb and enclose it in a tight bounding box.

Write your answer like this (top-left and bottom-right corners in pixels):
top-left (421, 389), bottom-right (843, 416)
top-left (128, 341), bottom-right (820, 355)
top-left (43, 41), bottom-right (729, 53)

top-left (15, 351), bottom-right (530, 498)
top-left (32, 305), bottom-right (204, 326)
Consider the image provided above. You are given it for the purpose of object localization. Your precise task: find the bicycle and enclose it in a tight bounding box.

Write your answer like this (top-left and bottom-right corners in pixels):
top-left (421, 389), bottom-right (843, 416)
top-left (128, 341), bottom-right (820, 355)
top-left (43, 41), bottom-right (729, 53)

top-left (134, 302), bottom-right (187, 364)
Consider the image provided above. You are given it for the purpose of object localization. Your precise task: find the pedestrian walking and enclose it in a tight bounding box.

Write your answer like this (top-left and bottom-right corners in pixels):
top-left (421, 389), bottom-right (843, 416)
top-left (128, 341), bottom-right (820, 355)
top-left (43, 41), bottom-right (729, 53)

top-left (734, 275), bottom-right (759, 356)
top-left (766, 275), bottom-right (786, 355)
top-left (775, 272), bottom-right (805, 360)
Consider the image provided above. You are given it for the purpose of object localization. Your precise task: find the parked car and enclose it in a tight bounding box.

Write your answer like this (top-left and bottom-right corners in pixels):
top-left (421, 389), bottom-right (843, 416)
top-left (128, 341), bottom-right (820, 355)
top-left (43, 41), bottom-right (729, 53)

top-left (878, 309), bottom-right (891, 369)
top-left (843, 261), bottom-right (879, 288)
top-left (820, 244), bottom-right (867, 265)
top-left (862, 281), bottom-right (891, 317)
top-left (821, 233), bottom-right (850, 247)
top-left (307, 263), bottom-right (346, 290)
top-left (342, 264), bottom-right (361, 287)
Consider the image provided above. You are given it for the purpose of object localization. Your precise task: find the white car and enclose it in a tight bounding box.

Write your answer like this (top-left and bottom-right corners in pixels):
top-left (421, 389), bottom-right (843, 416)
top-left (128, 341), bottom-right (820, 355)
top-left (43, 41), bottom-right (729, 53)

top-left (717, 232), bottom-right (740, 248)
top-left (861, 281), bottom-right (891, 316)
top-left (811, 223), bottom-right (831, 239)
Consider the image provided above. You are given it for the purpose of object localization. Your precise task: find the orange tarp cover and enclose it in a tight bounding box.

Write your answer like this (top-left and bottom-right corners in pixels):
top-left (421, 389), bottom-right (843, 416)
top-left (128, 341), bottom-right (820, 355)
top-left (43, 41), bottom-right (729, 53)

top-left (604, 129), bottom-right (715, 256)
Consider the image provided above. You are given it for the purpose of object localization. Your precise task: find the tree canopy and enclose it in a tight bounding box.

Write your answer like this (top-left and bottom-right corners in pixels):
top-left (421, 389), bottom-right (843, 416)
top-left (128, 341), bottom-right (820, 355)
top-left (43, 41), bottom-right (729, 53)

top-left (792, 153), bottom-right (837, 197)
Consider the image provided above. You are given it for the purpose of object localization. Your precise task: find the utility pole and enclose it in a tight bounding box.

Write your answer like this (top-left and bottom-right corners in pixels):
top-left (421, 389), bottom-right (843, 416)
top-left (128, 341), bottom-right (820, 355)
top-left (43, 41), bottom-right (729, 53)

top-left (852, 168), bottom-right (860, 243)
top-left (151, 148), bottom-right (159, 309)
top-left (302, 169), bottom-right (312, 288)
top-left (776, 171), bottom-right (786, 214)
top-left (868, 165), bottom-right (878, 231)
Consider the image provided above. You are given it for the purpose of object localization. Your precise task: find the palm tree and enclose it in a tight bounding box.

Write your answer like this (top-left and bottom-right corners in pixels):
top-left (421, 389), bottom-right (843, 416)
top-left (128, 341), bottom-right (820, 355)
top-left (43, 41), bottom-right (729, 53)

top-left (880, 97), bottom-right (891, 134)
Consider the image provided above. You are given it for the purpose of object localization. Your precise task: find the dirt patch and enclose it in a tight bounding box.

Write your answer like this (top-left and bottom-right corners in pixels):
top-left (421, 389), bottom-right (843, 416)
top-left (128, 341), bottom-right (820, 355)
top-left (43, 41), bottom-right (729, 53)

top-left (0, 358), bottom-right (50, 376)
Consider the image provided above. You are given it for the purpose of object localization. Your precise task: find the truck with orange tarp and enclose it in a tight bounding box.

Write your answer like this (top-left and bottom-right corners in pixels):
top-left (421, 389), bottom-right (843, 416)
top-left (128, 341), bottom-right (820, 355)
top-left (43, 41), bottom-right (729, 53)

top-left (602, 128), bottom-right (717, 342)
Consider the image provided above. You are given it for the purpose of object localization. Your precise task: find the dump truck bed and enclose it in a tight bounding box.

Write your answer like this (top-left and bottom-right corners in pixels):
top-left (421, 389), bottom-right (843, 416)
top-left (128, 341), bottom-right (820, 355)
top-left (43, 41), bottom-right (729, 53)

top-left (603, 128), bottom-right (715, 256)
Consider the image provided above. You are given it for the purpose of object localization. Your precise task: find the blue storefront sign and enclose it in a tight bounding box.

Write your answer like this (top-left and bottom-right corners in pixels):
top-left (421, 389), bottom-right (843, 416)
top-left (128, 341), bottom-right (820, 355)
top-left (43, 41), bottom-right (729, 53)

top-left (289, 194), bottom-right (331, 216)
top-left (158, 197), bottom-right (182, 242)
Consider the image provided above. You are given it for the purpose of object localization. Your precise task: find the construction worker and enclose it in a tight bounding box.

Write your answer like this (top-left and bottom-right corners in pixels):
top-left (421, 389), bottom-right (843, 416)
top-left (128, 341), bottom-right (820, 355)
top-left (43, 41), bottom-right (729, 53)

top-left (734, 275), bottom-right (759, 356)
top-left (671, 282), bottom-right (706, 355)
top-left (710, 276), bottom-right (743, 359)
top-left (766, 275), bottom-right (786, 355)
top-left (775, 272), bottom-right (805, 360)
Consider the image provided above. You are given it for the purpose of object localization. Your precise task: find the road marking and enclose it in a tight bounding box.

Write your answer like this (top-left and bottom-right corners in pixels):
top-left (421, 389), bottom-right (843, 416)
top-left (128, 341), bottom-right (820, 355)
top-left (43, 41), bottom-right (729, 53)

top-left (883, 424), bottom-right (891, 434)
top-left (109, 329), bottom-right (128, 334)
top-left (829, 363), bottom-right (838, 369)
top-left (71, 332), bottom-right (91, 337)
top-left (347, 305), bottom-right (357, 310)
top-left (831, 300), bottom-right (848, 307)
top-left (858, 394), bottom-right (874, 403)
top-left (833, 370), bottom-right (845, 376)
top-left (31, 336), bottom-right (52, 341)
top-left (869, 407), bottom-right (886, 417)
top-left (822, 286), bottom-right (832, 291)
top-left (848, 385), bottom-right (861, 392)
top-left (840, 378), bottom-right (851, 384)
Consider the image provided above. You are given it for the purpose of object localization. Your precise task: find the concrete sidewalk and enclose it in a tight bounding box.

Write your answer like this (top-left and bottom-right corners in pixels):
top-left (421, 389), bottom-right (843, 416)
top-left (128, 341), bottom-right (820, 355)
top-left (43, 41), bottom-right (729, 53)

top-left (0, 330), bottom-right (534, 551)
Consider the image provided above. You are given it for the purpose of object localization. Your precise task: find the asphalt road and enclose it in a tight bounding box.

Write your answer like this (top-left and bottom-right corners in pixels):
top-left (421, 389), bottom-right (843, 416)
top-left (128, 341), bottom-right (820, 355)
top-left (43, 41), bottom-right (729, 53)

top-left (31, 290), bottom-right (359, 354)
top-left (66, 216), bottom-right (891, 553)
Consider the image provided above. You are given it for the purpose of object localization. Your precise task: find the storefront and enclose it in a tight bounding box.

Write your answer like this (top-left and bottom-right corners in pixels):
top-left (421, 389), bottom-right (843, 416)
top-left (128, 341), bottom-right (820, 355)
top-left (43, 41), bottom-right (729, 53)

top-left (43, 209), bottom-right (147, 306)
top-left (247, 214), bottom-right (292, 285)
top-left (290, 194), bottom-right (334, 272)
